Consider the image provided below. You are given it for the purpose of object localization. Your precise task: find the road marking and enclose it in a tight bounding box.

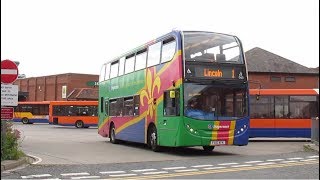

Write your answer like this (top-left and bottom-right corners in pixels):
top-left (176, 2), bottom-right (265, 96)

top-left (287, 157), bottom-right (303, 160)
top-left (109, 173), bottom-right (137, 177)
top-left (100, 171), bottom-right (126, 174)
top-left (162, 166), bottom-right (186, 170)
top-left (300, 159), bottom-right (317, 162)
top-left (281, 160), bottom-right (297, 163)
top-left (203, 167), bottom-right (226, 170)
top-left (116, 160), bottom-right (318, 180)
top-left (21, 174), bottom-right (52, 179)
top-left (218, 162), bottom-right (238, 165)
top-left (231, 164), bottom-right (252, 168)
top-left (142, 171), bottom-right (168, 175)
top-left (71, 176), bottom-right (100, 179)
top-left (131, 169), bottom-right (157, 172)
top-left (257, 162), bottom-right (276, 166)
top-left (191, 165), bottom-right (213, 168)
top-left (61, 172), bottom-right (90, 176)
top-left (245, 160), bottom-right (264, 163)
top-left (27, 154), bottom-right (42, 165)
top-left (174, 169), bottom-right (199, 172)
top-left (307, 155), bottom-right (319, 158)
top-left (266, 159), bottom-right (284, 162)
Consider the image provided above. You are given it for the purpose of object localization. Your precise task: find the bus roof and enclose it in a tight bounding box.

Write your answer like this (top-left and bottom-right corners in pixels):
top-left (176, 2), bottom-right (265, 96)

top-left (103, 31), bottom-right (179, 65)
top-left (249, 89), bottom-right (319, 95)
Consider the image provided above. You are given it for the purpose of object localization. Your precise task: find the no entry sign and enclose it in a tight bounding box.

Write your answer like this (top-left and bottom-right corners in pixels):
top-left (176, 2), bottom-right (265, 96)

top-left (1, 59), bottom-right (19, 84)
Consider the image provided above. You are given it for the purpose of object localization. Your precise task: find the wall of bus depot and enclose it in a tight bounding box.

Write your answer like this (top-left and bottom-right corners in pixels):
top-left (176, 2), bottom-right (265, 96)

top-left (14, 73), bottom-right (99, 101)
top-left (248, 72), bottom-right (319, 89)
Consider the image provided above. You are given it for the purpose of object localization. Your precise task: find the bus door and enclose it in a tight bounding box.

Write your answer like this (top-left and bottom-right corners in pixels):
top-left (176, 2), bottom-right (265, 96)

top-left (158, 89), bottom-right (180, 146)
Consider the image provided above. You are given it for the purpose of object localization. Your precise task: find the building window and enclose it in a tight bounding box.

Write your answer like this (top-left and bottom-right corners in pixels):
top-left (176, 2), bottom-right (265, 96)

top-left (285, 76), bottom-right (296, 82)
top-left (270, 76), bottom-right (281, 82)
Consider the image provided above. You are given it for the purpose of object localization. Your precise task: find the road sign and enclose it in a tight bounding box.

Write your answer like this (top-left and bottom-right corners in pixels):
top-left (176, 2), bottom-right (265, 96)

top-left (1, 84), bottom-right (18, 106)
top-left (1, 107), bottom-right (14, 120)
top-left (1, 59), bottom-right (19, 84)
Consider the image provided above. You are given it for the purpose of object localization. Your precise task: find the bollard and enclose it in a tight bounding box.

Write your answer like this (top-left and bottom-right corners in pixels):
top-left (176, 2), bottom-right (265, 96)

top-left (311, 117), bottom-right (319, 145)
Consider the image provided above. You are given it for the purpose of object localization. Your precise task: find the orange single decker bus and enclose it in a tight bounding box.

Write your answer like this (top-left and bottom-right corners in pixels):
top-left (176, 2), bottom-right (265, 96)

top-left (249, 89), bottom-right (319, 138)
top-left (49, 101), bottom-right (98, 128)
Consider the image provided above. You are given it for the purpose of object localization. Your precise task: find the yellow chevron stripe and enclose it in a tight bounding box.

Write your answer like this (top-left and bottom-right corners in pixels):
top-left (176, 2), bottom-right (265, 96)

top-left (98, 117), bottom-right (110, 130)
top-left (116, 111), bottom-right (148, 134)
top-left (228, 121), bottom-right (236, 145)
top-left (157, 50), bottom-right (182, 76)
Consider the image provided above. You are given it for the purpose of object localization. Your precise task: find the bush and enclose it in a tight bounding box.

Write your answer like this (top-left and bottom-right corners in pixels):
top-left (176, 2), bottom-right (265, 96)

top-left (1, 121), bottom-right (25, 161)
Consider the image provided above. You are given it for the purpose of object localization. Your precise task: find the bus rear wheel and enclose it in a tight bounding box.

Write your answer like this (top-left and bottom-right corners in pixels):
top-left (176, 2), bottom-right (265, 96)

top-left (148, 126), bottom-right (161, 152)
top-left (203, 146), bottom-right (215, 152)
top-left (22, 118), bottom-right (29, 124)
top-left (75, 120), bottom-right (84, 128)
top-left (109, 124), bottom-right (118, 144)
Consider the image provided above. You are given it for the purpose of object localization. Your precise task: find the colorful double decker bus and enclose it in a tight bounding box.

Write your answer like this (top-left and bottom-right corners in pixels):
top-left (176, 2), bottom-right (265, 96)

top-left (49, 101), bottom-right (98, 128)
top-left (98, 30), bottom-right (249, 151)
top-left (249, 89), bottom-right (319, 138)
top-left (13, 101), bottom-right (50, 124)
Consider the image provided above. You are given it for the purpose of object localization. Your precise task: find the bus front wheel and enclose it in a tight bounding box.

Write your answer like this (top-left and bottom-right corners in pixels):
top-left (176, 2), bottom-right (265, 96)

top-left (75, 120), bottom-right (84, 128)
top-left (109, 124), bottom-right (118, 144)
top-left (148, 126), bottom-right (161, 152)
top-left (22, 118), bottom-right (29, 124)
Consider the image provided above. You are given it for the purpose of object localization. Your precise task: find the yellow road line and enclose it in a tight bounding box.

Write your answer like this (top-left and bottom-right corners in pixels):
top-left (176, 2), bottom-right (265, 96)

top-left (106, 160), bottom-right (318, 179)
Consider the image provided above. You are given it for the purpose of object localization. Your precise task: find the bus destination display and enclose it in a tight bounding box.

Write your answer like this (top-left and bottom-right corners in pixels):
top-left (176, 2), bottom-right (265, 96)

top-left (185, 65), bottom-right (246, 80)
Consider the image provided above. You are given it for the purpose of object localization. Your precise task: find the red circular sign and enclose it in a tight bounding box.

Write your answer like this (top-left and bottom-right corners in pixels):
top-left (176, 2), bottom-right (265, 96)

top-left (1, 59), bottom-right (19, 84)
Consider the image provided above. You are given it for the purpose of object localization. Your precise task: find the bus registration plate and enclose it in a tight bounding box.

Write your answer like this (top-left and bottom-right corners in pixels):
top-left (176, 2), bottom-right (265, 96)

top-left (210, 140), bottom-right (226, 145)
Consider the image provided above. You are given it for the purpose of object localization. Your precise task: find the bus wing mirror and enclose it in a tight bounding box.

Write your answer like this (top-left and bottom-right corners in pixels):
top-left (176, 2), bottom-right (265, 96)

top-left (256, 94), bottom-right (260, 100)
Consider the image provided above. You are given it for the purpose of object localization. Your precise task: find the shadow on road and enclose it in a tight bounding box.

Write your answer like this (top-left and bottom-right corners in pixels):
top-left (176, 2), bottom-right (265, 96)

top-left (110, 140), bottom-right (235, 156)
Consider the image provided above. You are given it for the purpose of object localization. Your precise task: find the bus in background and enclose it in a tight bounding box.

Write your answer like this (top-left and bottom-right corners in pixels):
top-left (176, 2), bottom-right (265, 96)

top-left (98, 30), bottom-right (249, 152)
top-left (249, 89), bottom-right (319, 138)
top-left (49, 101), bottom-right (98, 128)
top-left (13, 101), bottom-right (50, 124)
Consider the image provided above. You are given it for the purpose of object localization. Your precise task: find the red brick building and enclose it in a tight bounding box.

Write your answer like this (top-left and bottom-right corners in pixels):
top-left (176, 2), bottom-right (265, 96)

top-left (246, 47), bottom-right (319, 89)
top-left (14, 73), bottom-right (98, 101)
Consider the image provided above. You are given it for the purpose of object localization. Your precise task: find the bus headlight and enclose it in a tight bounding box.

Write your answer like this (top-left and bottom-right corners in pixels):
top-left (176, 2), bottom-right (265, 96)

top-left (186, 124), bottom-right (198, 134)
top-left (237, 124), bottom-right (248, 134)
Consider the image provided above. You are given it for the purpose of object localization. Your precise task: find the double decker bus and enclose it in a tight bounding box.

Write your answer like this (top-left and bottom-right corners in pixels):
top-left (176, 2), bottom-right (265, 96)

top-left (249, 89), bottom-right (319, 138)
top-left (49, 101), bottom-right (98, 128)
top-left (13, 101), bottom-right (50, 124)
top-left (98, 30), bottom-right (249, 151)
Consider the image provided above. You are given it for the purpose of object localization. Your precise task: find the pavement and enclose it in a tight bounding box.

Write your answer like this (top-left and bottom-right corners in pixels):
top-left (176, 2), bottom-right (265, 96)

top-left (303, 140), bottom-right (319, 152)
top-left (1, 141), bottom-right (319, 172)
top-left (1, 155), bottom-right (35, 172)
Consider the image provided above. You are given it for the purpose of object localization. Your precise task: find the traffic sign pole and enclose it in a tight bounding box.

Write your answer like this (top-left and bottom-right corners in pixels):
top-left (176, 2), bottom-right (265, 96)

top-left (1, 60), bottom-right (19, 156)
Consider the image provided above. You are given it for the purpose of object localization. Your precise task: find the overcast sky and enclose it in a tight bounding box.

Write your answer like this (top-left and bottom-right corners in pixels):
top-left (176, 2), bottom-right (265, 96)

top-left (1, 0), bottom-right (319, 78)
